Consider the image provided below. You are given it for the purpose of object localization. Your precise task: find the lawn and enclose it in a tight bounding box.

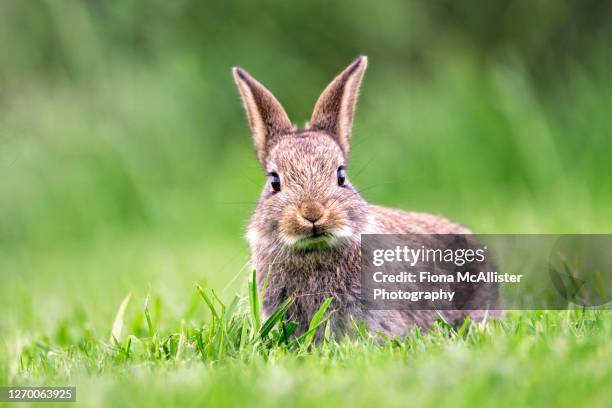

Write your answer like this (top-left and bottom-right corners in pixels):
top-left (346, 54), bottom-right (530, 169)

top-left (2, 225), bottom-right (611, 407)
top-left (3, 274), bottom-right (611, 407)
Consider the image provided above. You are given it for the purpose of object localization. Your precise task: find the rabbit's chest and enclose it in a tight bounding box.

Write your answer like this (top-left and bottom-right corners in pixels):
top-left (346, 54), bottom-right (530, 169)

top-left (260, 259), bottom-right (361, 329)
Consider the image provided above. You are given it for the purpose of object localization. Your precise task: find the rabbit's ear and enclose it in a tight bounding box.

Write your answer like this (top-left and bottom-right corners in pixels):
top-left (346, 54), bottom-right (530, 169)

top-left (308, 56), bottom-right (367, 156)
top-left (233, 67), bottom-right (294, 165)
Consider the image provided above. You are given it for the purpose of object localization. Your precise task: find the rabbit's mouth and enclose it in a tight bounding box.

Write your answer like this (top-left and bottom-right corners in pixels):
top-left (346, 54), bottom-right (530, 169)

top-left (293, 232), bottom-right (335, 251)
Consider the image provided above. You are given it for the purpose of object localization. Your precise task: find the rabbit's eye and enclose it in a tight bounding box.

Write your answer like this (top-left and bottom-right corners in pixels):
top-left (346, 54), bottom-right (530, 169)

top-left (268, 172), bottom-right (281, 192)
top-left (337, 166), bottom-right (347, 186)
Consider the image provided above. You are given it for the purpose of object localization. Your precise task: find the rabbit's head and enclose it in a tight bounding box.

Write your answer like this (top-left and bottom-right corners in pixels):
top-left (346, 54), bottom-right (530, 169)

top-left (233, 56), bottom-right (370, 252)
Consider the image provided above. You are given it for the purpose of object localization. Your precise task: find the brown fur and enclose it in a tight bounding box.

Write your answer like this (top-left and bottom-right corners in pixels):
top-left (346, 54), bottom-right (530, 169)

top-left (232, 56), bottom-right (499, 338)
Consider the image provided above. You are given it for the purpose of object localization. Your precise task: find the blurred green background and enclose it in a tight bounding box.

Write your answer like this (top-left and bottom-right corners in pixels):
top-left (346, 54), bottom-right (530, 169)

top-left (1, 0), bottom-right (611, 335)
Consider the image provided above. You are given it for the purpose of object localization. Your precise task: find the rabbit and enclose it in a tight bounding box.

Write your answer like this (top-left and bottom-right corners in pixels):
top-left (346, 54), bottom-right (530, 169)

top-left (232, 56), bottom-right (499, 338)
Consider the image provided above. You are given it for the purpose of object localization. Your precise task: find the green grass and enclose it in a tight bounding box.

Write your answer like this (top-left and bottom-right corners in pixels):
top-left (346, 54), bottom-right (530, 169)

top-left (2, 273), bottom-right (611, 407)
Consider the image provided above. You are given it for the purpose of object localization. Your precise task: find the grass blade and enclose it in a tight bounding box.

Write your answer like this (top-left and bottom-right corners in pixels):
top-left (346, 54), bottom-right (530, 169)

top-left (144, 293), bottom-right (155, 338)
top-left (294, 297), bottom-right (333, 348)
top-left (259, 296), bottom-right (294, 339)
top-left (249, 270), bottom-right (261, 334)
top-left (197, 283), bottom-right (221, 322)
top-left (110, 293), bottom-right (131, 343)
top-left (211, 289), bottom-right (226, 316)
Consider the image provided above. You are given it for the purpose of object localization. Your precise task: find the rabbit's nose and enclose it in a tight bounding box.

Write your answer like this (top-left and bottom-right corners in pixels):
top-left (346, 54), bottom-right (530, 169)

top-left (300, 201), bottom-right (325, 223)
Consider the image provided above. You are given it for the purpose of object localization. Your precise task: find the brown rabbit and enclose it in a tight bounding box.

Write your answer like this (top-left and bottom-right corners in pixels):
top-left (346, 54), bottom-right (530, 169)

top-left (233, 56), bottom-right (498, 338)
